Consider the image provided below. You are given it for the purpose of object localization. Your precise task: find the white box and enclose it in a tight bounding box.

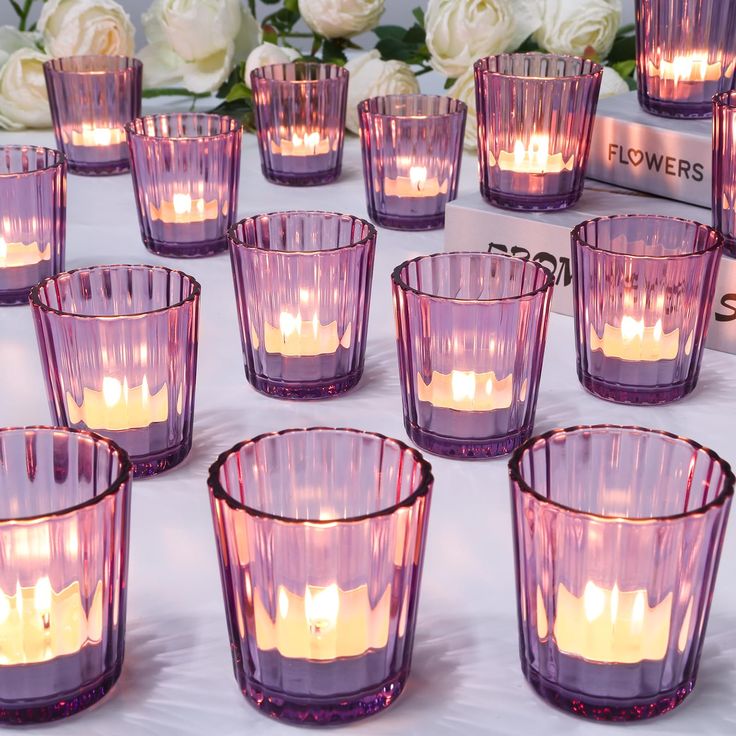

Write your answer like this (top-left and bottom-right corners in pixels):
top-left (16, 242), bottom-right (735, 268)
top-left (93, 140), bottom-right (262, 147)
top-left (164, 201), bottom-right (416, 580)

top-left (587, 91), bottom-right (711, 207)
top-left (444, 185), bottom-right (736, 355)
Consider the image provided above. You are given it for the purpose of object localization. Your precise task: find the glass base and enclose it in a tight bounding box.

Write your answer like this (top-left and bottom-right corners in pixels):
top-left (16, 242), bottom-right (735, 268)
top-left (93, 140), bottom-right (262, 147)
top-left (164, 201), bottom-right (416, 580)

top-left (246, 369), bottom-right (362, 400)
top-left (405, 420), bottom-right (531, 460)
top-left (524, 666), bottom-right (693, 722)
top-left (480, 184), bottom-right (582, 212)
top-left (241, 670), bottom-right (406, 725)
top-left (261, 164), bottom-right (340, 186)
top-left (131, 437), bottom-right (191, 477)
top-left (578, 369), bottom-right (696, 405)
top-left (67, 159), bottom-right (130, 176)
top-left (0, 286), bottom-right (32, 306)
top-left (637, 93), bottom-right (712, 119)
top-left (368, 207), bottom-right (445, 231)
top-left (143, 236), bottom-right (228, 258)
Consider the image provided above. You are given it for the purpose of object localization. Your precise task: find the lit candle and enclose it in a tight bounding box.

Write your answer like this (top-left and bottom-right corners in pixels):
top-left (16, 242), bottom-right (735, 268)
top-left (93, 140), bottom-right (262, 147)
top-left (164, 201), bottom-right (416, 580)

top-left (0, 236), bottom-right (50, 268)
top-left (150, 193), bottom-right (223, 225)
top-left (383, 166), bottom-right (449, 198)
top-left (257, 311), bottom-right (352, 357)
top-left (271, 131), bottom-right (332, 157)
top-left (417, 369), bottom-right (524, 411)
top-left (67, 124), bottom-right (126, 148)
top-left (494, 135), bottom-right (575, 174)
top-left (647, 54), bottom-right (724, 85)
top-left (590, 316), bottom-right (688, 362)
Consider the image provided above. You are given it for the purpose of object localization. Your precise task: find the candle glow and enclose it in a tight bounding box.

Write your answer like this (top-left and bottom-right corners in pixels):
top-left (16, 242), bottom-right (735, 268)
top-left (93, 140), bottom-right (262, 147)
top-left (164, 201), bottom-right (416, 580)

top-left (271, 131), bottom-right (332, 157)
top-left (150, 193), bottom-right (222, 225)
top-left (590, 316), bottom-right (686, 361)
top-left (0, 236), bottom-right (50, 268)
top-left (256, 311), bottom-right (353, 357)
top-left (417, 369), bottom-right (524, 411)
top-left (68, 124), bottom-right (126, 148)
top-left (494, 135), bottom-right (575, 174)
top-left (383, 166), bottom-right (449, 198)
top-left (647, 54), bottom-right (724, 85)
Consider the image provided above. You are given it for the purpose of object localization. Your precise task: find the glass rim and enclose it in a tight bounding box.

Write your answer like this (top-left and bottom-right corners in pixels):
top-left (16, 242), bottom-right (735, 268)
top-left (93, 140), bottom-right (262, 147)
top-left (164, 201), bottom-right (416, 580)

top-left (208, 427), bottom-right (434, 524)
top-left (0, 425), bottom-right (131, 524)
top-left (391, 251), bottom-right (555, 304)
top-left (509, 424), bottom-right (735, 523)
top-left (473, 52), bottom-right (603, 81)
top-left (0, 144), bottom-right (66, 178)
top-left (227, 210), bottom-right (377, 254)
top-left (250, 60), bottom-right (348, 83)
top-left (357, 94), bottom-right (468, 120)
top-left (571, 214), bottom-right (723, 261)
top-left (43, 54), bottom-right (142, 74)
top-left (29, 263), bottom-right (201, 320)
top-left (124, 112), bottom-right (242, 141)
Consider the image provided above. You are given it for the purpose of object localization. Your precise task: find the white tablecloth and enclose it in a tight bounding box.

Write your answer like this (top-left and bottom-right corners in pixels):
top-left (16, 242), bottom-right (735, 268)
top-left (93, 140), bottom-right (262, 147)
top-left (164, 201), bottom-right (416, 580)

top-left (1, 123), bottom-right (735, 736)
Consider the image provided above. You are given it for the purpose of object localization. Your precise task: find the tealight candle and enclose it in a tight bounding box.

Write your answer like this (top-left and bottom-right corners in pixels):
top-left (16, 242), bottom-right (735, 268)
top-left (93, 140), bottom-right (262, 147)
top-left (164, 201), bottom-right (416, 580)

top-left (572, 215), bottom-right (722, 404)
top-left (712, 91), bottom-right (736, 257)
top-left (208, 428), bottom-right (433, 724)
top-left (228, 211), bottom-right (376, 400)
top-left (509, 425), bottom-right (734, 721)
top-left (358, 95), bottom-right (466, 230)
top-left (31, 264), bottom-right (200, 477)
top-left (475, 53), bottom-right (602, 211)
top-left (392, 252), bottom-right (553, 459)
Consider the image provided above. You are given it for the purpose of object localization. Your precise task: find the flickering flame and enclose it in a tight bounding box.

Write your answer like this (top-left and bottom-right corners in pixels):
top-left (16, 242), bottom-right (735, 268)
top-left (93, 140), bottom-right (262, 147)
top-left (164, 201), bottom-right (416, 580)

top-left (409, 166), bottom-right (428, 191)
top-left (305, 584), bottom-right (340, 636)
top-left (451, 370), bottom-right (478, 403)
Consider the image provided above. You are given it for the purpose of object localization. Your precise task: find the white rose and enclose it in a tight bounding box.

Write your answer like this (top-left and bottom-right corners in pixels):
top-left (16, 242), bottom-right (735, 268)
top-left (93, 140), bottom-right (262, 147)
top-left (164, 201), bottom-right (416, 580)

top-left (447, 69), bottom-right (477, 151)
top-left (534, 0), bottom-right (621, 57)
top-left (600, 65), bottom-right (629, 98)
top-left (345, 50), bottom-right (420, 134)
top-left (245, 43), bottom-right (300, 89)
top-left (426, 0), bottom-right (542, 79)
top-left (139, 0), bottom-right (261, 94)
top-left (299, 0), bottom-right (385, 39)
top-left (0, 27), bottom-right (40, 67)
top-left (0, 48), bottom-right (52, 130)
top-left (38, 0), bottom-right (135, 58)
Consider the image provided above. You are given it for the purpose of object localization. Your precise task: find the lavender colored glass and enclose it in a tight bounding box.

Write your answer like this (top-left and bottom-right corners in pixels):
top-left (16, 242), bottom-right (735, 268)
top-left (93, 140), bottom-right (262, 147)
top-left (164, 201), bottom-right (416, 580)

top-left (44, 56), bottom-right (142, 176)
top-left (126, 113), bottom-right (242, 257)
top-left (0, 146), bottom-right (66, 306)
top-left (228, 212), bottom-right (375, 400)
top-left (510, 425), bottom-right (734, 721)
top-left (475, 53), bottom-right (602, 212)
top-left (208, 427), bottom-right (433, 725)
top-left (30, 265), bottom-right (200, 477)
top-left (358, 95), bottom-right (466, 230)
top-left (251, 63), bottom-right (348, 186)
top-left (392, 253), bottom-right (553, 459)
top-left (572, 215), bottom-right (722, 405)
top-left (712, 92), bottom-right (736, 258)
top-left (0, 426), bottom-right (132, 724)
top-left (636, 0), bottom-right (736, 119)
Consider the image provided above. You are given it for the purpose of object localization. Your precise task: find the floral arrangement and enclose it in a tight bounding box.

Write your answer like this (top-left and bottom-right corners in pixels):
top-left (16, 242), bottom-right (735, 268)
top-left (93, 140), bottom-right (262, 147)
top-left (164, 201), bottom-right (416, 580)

top-left (0, 0), bottom-right (635, 147)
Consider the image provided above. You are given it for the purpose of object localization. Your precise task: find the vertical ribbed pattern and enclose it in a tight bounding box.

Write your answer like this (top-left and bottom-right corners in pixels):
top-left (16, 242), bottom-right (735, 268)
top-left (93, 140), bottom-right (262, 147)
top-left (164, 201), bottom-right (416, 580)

top-left (126, 113), bottom-right (242, 257)
top-left (0, 427), bottom-right (131, 724)
top-left (228, 212), bottom-right (376, 400)
top-left (636, 0), bottom-right (736, 118)
top-left (0, 146), bottom-right (66, 305)
top-left (207, 428), bottom-right (433, 725)
top-left (358, 95), bottom-right (467, 230)
top-left (509, 425), bottom-right (733, 721)
top-left (44, 56), bottom-right (142, 175)
top-left (572, 215), bottom-right (722, 405)
top-left (712, 92), bottom-right (736, 256)
top-left (392, 253), bottom-right (554, 459)
top-left (251, 63), bottom-right (348, 186)
top-left (30, 265), bottom-right (200, 477)
top-left (474, 54), bottom-right (602, 211)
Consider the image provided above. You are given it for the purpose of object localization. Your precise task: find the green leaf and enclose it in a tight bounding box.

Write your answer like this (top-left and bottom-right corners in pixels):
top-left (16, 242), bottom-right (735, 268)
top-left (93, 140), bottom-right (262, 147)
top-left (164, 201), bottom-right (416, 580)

top-left (607, 24), bottom-right (636, 64)
top-left (412, 6), bottom-right (425, 27)
top-left (374, 25), bottom-right (406, 41)
top-left (260, 0), bottom-right (281, 4)
top-left (444, 77), bottom-right (456, 90)
top-left (225, 82), bottom-right (250, 103)
top-left (517, 36), bottom-right (542, 53)
top-left (284, 0), bottom-right (299, 11)
top-left (404, 24), bottom-right (426, 45)
top-left (322, 38), bottom-right (348, 64)
top-left (376, 37), bottom-right (413, 62)
top-left (611, 59), bottom-right (636, 79)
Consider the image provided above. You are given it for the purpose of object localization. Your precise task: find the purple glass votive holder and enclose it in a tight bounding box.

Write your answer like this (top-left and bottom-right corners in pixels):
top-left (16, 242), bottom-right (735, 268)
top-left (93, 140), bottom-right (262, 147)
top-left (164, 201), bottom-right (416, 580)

top-left (713, 91), bottom-right (736, 257)
top-left (208, 427), bottom-right (433, 725)
top-left (475, 53), bottom-right (602, 212)
top-left (126, 113), bottom-right (242, 258)
top-left (510, 424), bottom-right (734, 721)
top-left (251, 63), bottom-right (348, 186)
top-left (358, 95), bottom-right (466, 231)
top-left (572, 215), bottom-right (723, 405)
top-left (228, 211), bottom-right (376, 400)
top-left (0, 426), bottom-right (132, 724)
top-left (636, 0), bottom-right (736, 119)
top-left (44, 56), bottom-right (142, 176)
top-left (30, 265), bottom-right (200, 477)
top-left (0, 146), bottom-right (66, 306)
top-left (392, 252), bottom-right (553, 459)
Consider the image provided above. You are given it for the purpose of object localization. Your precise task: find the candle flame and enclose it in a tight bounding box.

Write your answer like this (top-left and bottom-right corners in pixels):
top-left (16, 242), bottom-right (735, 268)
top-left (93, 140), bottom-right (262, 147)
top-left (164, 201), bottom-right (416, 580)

top-left (409, 166), bottom-right (427, 192)
top-left (451, 370), bottom-right (477, 403)
top-left (305, 584), bottom-right (339, 636)
top-left (172, 193), bottom-right (194, 216)
top-left (292, 131), bottom-right (321, 154)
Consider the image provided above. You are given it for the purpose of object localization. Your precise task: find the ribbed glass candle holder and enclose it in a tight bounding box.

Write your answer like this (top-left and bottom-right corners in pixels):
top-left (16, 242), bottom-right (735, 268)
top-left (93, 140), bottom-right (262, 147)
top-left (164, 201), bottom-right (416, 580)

top-left (0, 426), bottom-right (132, 724)
top-left (635, 0), bottom-right (736, 118)
top-left (251, 63), bottom-right (348, 186)
top-left (392, 252), bottom-right (553, 459)
top-left (208, 427), bottom-right (433, 725)
top-left (228, 211), bottom-right (376, 400)
top-left (0, 146), bottom-right (66, 306)
top-left (510, 425), bottom-right (734, 721)
top-left (475, 53), bottom-right (602, 212)
top-left (712, 91), bottom-right (736, 257)
top-left (31, 265), bottom-right (200, 477)
top-left (572, 215), bottom-right (722, 405)
top-left (358, 95), bottom-right (466, 230)
top-left (126, 113), bottom-right (242, 257)
top-left (44, 56), bottom-right (142, 176)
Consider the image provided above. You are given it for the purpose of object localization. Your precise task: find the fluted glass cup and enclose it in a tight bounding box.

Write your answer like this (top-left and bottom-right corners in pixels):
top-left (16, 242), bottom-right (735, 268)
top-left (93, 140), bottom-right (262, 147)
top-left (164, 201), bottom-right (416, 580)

top-left (251, 63), bottom-right (348, 186)
top-left (208, 427), bottom-right (433, 725)
top-left (44, 56), bottom-right (142, 175)
top-left (31, 265), bottom-right (200, 477)
top-left (393, 253), bottom-right (553, 459)
top-left (0, 426), bottom-right (132, 724)
top-left (572, 215), bottom-right (723, 405)
top-left (0, 146), bottom-right (66, 306)
top-left (358, 95), bottom-right (467, 230)
top-left (126, 113), bottom-right (242, 257)
top-left (712, 91), bottom-right (736, 257)
top-left (510, 425), bottom-right (734, 721)
top-left (636, 0), bottom-right (736, 118)
top-left (228, 211), bottom-right (376, 400)
top-left (475, 53), bottom-right (602, 211)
